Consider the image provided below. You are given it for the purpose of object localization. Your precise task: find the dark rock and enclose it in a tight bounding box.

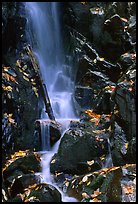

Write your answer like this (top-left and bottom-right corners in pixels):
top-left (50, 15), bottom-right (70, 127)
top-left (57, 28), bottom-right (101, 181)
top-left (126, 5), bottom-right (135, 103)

top-left (26, 183), bottom-right (62, 202)
top-left (115, 81), bottom-right (136, 141)
top-left (7, 194), bottom-right (23, 202)
top-left (75, 69), bottom-right (116, 113)
top-left (125, 137), bottom-right (136, 163)
top-left (111, 122), bottom-right (128, 166)
top-left (118, 52), bottom-right (136, 69)
top-left (63, 163), bottom-right (136, 202)
top-left (101, 14), bottom-right (134, 62)
top-left (35, 119), bottom-right (62, 149)
top-left (50, 122), bottom-right (109, 175)
top-left (3, 153), bottom-right (41, 181)
top-left (75, 86), bottom-right (94, 110)
top-left (10, 174), bottom-right (41, 198)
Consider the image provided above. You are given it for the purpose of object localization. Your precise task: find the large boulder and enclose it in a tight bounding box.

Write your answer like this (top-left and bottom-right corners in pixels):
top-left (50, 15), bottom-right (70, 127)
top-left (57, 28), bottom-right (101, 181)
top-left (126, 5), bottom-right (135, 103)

top-left (3, 152), bottom-right (41, 184)
top-left (62, 164), bottom-right (136, 202)
top-left (50, 121), bottom-right (109, 175)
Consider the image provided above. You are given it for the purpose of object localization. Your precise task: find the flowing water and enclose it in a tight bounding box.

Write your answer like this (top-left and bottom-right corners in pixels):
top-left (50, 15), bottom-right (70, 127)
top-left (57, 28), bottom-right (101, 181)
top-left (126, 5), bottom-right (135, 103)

top-left (25, 2), bottom-right (78, 201)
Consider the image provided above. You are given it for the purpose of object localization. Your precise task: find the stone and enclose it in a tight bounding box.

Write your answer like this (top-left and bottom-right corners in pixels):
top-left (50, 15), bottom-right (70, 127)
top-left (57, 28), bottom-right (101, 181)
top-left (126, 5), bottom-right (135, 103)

top-left (50, 122), bottom-right (109, 175)
top-left (35, 119), bottom-right (62, 149)
top-left (26, 183), bottom-right (62, 202)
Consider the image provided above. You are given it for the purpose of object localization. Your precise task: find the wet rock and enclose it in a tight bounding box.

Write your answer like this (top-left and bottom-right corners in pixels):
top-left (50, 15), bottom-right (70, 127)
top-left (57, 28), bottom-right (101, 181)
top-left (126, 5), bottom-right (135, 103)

top-left (115, 81), bottom-right (136, 141)
top-left (3, 153), bottom-right (41, 181)
top-left (35, 119), bottom-right (62, 149)
top-left (63, 164), bottom-right (136, 202)
top-left (50, 122), bottom-right (109, 175)
top-left (111, 122), bottom-right (128, 166)
top-left (101, 14), bottom-right (133, 62)
top-left (75, 86), bottom-right (94, 110)
top-left (118, 52), bottom-right (136, 69)
top-left (25, 183), bottom-right (62, 202)
top-left (7, 194), bottom-right (23, 202)
top-left (75, 69), bottom-right (115, 113)
top-left (10, 174), bottom-right (41, 198)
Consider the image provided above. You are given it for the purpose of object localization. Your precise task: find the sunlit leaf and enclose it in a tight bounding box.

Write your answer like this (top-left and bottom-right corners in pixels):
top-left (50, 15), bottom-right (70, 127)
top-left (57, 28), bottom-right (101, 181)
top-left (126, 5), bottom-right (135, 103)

top-left (16, 60), bottom-right (22, 68)
top-left (3, 66), bottom-right (10, 72)
top-left (82, 175), bottom-right (88, 182)
top-left (51, 159), bottom-right (56, 164)
top-left (87, 160), bottom-right (94, 166)
top-left (81, 2), bottom-right (87, 5)
top-left (90, 197), bottom-right (101, 202)
top-left (100, 155), bottom-right (105, 161)
top-left (2, 85), bottom-right (12, 92)
top-left (82, 192), bottom-right (89, 198)
top-left (99, 57), bottom-right (104, 61)
top-left (123, 185), bottom-right (134, 195)
top-left (93, 59), bottom-right (97, 63)
top-left (121, 17), bottom-right (128, 23)
top-left (23, 75), bottom-right (30, 81)
top-left (65, 181), bottom-right (69, 187)
top-left (93, 129), bottom-right (106, 134)
top-left (91, 191), bottom-right (102, 198)
top-left (72, 179), bottom-right (76, 184)
top-left (87, 181), bottom-right (91, 186)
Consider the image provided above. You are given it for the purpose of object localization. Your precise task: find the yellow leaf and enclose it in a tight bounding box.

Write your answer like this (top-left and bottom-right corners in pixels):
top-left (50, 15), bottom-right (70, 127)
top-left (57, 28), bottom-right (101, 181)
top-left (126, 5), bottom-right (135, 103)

top-left (90, 197), bottom-right (101, 202)
top-left (16, 60), bottom-right (22, 68)
top-left (82, 192), bottom-right (89, 198)
top-left (82, 175), bottom-right (88, 182)
top-left (100, 155), bottom-right (105, 161)
top-left (123, 185), bottom-right (134, 195)
top-left (125, 143), bottom-right (128, 149)
top-left (93, 59), bottom-right (97, 63)
top-left (91, 191), bottom-right (102, 198)
top-left (81, 2), bottom-right (87, 5)
top-left (2, 85), bottom-right (12, 91)
top-left (23, 75), bottom-right (30, 81)
top-left (65, 181), bottom-right (69, 187)
top-left (87, 160), bottom-right (94, 166)
top-left (101, 144), bottom-right (104, 149)
top-left (3, 66), bottom-right (10, 71)
top-left (99, 57), bottom-right (104, 61)
top-left (87, 181), bottom-right (91, 186)
top-left (121, 18), bottom-right (128, 23)
top-left (51, 159), bottom-right (56, 164)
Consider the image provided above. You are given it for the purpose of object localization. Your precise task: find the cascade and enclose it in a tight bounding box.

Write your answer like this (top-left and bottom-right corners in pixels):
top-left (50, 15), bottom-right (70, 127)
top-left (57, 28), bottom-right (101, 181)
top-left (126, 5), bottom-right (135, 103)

top-left (25, 2), bottom-right (78, 202)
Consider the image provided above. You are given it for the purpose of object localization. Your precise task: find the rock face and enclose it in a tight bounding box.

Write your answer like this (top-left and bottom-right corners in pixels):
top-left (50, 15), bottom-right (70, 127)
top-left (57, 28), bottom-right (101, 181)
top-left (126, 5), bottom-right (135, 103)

top-left (35, 119), bottom-right (62, 150)
top-left (63, 164), bottom-right (136, 202)
top-left (50, 121), bottom-right (109, 175)
top-left (24, 183), bottom-right (62, 202)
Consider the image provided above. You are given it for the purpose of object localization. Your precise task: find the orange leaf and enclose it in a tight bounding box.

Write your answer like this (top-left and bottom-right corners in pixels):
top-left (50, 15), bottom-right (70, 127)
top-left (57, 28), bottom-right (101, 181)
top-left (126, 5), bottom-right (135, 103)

top-left (91, 191), bottom-right (102, 198)
top-left (121, 18), bottom-right (128, 23)
top-left (90, 197), bottom-right (101, 202)
top-left (123, 185), bottom-right (134, 195)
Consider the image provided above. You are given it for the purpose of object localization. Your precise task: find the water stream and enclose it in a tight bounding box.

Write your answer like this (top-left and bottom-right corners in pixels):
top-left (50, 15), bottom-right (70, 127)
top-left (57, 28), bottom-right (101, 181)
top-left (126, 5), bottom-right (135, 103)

top-left (25, 2), bottom-right (78, 201)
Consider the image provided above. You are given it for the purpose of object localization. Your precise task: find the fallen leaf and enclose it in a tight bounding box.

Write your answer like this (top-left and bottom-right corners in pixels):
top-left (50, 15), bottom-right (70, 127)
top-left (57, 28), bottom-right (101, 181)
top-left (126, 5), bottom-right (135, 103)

top-left (90, 197), bottom-right (101, 202)
top-left (91, 191), bottom-right (102, 198)
top-left (65, 181), bottom-right (69, 187)
top-left (82, 192), bottom-right (89, 198)
top-left (82, 175), bottom-right (88, 182)
top-left (121, 17), bottom-right (128, 23)
top-left (123, 185), bottom-right (134, 195)
top-left (87, 160), bottom-right (94, 166)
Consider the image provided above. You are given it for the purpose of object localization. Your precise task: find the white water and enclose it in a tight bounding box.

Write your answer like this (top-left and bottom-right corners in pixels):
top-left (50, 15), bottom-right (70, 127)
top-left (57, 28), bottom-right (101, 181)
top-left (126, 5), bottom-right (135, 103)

top-left (25, 2), bottom-right (78, 202)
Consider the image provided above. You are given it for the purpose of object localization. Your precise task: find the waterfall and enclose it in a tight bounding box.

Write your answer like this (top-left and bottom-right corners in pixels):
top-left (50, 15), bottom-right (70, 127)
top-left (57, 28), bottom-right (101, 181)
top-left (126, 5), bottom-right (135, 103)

top-left (25, 2), bottom-right (76, 120)
top-left (25, 2), bottom-right (78, 202)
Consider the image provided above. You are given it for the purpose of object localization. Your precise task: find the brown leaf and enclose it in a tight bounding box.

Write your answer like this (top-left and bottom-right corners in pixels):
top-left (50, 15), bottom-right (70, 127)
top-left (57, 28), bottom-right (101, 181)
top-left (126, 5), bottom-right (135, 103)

top-left (123, 185), bottom-right (134, 195)
top-left (91, 191), bottom-right (102, 198)
top-left (82, 192), bottom-right (89, 199)
top-left (90, 197), bottom-right (101, 202)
